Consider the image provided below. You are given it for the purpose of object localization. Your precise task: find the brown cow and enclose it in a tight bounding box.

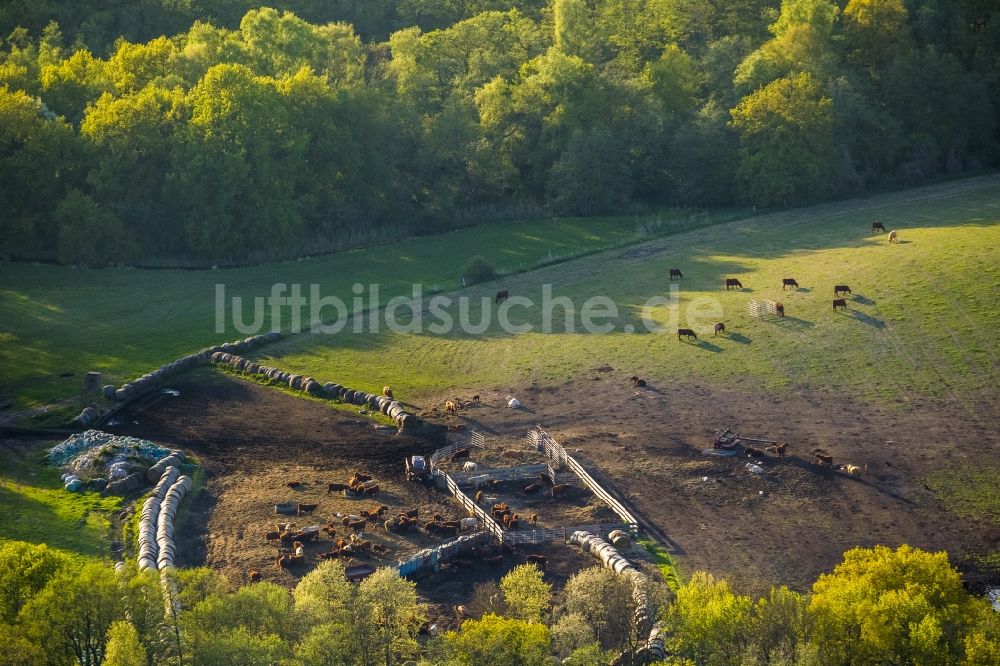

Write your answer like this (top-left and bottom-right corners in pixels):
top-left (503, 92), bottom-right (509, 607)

top-left (725, 278), bottom-right (743, 290)
top-left (630, 375), bottom-right (647, 387)
top-left (816, 454), bottom-right (834, 466)
top-left (529, 513), bottom-right (538, 525)
top-left (678, 328), bottom-right (698, 341)
top-left (475, 490), bottom-right (483, 503)
top-left (526, 554), bottom-right (547, 570)
top-left (782, 278), bottom-right (799, 290)
top-left (832, 298), bottom-right (848, 311)
top-left (382, 385), bottom-right (393, 399)
top-left (265, 530), bottom-right (280, 541)
top-left (327, 482), bottom-right (348, 494)
top-left (551, 484), bottom-right (571, 497)
top-left (766, 443), bottom-right (788, 457)
top-left (775, 302), bottom-right (785, 317)
top-left (472, 395), bottom-right (481, 402)
top-left (248, 570), bottom-right (261, 583)
top-left (714, 322), bottom-right (726, 336)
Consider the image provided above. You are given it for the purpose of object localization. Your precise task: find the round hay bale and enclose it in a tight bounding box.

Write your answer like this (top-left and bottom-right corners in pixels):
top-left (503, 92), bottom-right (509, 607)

top-left (102, 384), bottom-right (116, 400)
top-left (266, 332), bottom-right (282, 342)
top-left (289, 375), bottom-right (303, 390)
top-left (366, 394), bottom-right (380, 409)
top-left (398, 413), bottom-right (415, 429)
top-left (304, 380), bottom-right (322, 395)
top-left (608, 529), bottom-right (632, 549)
top-left (342, 390), bottom-right (356, 404)
top-left (301, 377), bottom-right (316, 390)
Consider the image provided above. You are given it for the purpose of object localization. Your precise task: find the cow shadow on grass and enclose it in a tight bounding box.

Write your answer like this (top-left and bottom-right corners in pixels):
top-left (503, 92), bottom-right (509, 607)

top-left (772, 316), bottom-right (814, 332)
top-left (786, 287), bottom-right (812, 293)
top-left (849, 310), bottom-right (886, 328)
top-left (725, 332), bottom-right (752, 345)
top-left (852, 295), bottom-right (875, 305)
top-left (693, 340), bottom-right (723, 352)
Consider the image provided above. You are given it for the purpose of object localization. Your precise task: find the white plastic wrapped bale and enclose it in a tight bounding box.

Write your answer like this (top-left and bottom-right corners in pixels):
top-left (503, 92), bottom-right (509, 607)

top-left (155, 475), bottom-right (192, 569)
top-left (147, 451), bottom-right (185, 483)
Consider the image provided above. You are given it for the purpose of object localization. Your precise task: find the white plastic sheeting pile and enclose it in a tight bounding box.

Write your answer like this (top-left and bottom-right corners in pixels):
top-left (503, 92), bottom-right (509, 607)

top-left (137, 464), bottom-right (192, 571)
top-left (570, 530), bottom-right (666, 662)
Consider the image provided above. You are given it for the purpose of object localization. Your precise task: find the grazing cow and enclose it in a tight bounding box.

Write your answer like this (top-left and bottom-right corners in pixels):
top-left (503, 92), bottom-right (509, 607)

top-left (523, 482), bottom-right (543, 494)
top-left (834, 285), bottom-right (852, 297)
top-left (815, 454), bottom-right (834, 466)
top-left (495, 289), bottom-right (509, 304)
top-left (725, 278), bottom-right (743, 290)
top-left (297, 503), bottom-right (318, 516)
top-left (452, 448), bottom-right (470, 461)
top-left (832, 298), bottom-right (848, 311)
top-left (765, 443), bottom-right (788, 457)
top-left (351, 472), bottom-right (373, 484)
top-left (287, 481), bottom-right (304, 489)
top-left (713, 322), bottom-right (726, 336)
top-left (327, 482), bottom-right (348, 494)
top-left (445, 400), bottom-right (458, 413)
top-left (382, 386), bottom-right (393, 399)
top-left (677, 328), bottom-right (698, 341)
top-left (248, 570), bottom-right (261, 583)
top-left (782, 278), bottom-right (799, 290)
top-left (551, 484), bottom-right (571, 497)
top-left (463, 461), bottom-right (479, 472)
top-left (745, 447), bottom-right (766, 458)
top-left (872, 221), bottom-right (886, 232)
top-left (528, 513), bottom-right (538, 525)
top-left (630, 375), bottom-right (646, 387)
top-left (669, 268), bottom-right (683, 281)
top-left (526, 554), bottom-right (547, 570)
top-left (472, 395), bottom-right (480, 402)
top-left (888, 230), bottom-right (898, 243)
top-left (775, 302), bottom-right (785, 317)
top-left (265, 530), bottom-right (280, 541)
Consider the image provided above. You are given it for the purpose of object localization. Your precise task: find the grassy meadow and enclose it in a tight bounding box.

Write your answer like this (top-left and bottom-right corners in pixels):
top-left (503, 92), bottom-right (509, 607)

top-left (0, 211), bottom-right (726, 415)
top-left (261, 177), bottom-right (1000, 409)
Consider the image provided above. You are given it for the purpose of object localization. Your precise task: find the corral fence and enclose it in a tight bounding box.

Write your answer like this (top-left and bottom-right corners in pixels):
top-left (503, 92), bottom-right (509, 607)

top-left (396, 531), bottom-right (489, 577)
top-left (526, 428), bottom-right (640, 528)
top-left (450, 463), bottom-right (555, 488)
top-left (749, 299), bottom-right (779, 318)
top-left (428, 431), bottom-right (485, 470)
top-left (433, 470), bottom-right (506, 541)
top-left (504, 523), bottom-right (632, 545)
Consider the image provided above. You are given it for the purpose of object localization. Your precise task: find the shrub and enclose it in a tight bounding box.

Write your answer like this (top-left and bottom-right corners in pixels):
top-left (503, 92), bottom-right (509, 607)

top-left (462, 256), bottom-right (497, 285)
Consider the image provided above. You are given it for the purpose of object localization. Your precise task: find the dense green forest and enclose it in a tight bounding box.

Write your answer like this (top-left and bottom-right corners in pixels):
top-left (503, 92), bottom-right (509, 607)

top-left (3, 541), bottom-right (999, 665)
top-left (1, 1), bottom-right (998, 265)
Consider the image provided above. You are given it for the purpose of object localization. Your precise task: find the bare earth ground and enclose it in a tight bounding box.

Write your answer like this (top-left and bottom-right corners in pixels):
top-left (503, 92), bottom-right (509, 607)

top-left (108, 373), bottom-right (632, 625)
top-left (107, 367), bottom-right (999, 615)
top-left (423, 375), bottom-right (1000, 596)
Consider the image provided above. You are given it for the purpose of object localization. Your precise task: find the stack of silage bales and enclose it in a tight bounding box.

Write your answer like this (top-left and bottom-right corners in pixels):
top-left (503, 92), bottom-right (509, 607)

top-left (155, 474), bottom-right (192, 569)
top-left (137, 465), bottom-right (181, 571)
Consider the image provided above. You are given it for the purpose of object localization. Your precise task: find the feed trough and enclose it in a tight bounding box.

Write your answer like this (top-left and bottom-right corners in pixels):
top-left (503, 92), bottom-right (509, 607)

top-left (345, 564), bottom-right (376, 582)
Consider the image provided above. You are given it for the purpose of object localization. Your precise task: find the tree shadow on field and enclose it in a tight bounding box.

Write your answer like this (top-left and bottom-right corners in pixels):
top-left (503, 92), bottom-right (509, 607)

top-left (852, 294), bottom-right (875, 305)
top-left (726, 332), bottom-right (752, 345)
top-left (849, 310), bottom-right (886, 328)
top-left (772, 316), bottom-right (814, 332)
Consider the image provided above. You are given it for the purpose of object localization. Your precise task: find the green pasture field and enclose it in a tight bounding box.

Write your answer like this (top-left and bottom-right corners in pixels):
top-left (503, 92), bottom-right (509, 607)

top-left (261, 177), bottom-right (1000, 409)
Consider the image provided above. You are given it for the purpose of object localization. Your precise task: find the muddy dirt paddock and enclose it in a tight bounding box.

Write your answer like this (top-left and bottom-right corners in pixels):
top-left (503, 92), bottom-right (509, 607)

top-left (423, 374), bottom-right (1000, 595)
top-left (108, 372), bottom-right (630, 619)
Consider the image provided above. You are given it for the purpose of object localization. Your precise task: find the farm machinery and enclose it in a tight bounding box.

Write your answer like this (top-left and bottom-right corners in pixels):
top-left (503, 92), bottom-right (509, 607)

top-left (405, 455), bottom-right (431, 482)
top-left (712, 427), bottom-right (777, 450)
